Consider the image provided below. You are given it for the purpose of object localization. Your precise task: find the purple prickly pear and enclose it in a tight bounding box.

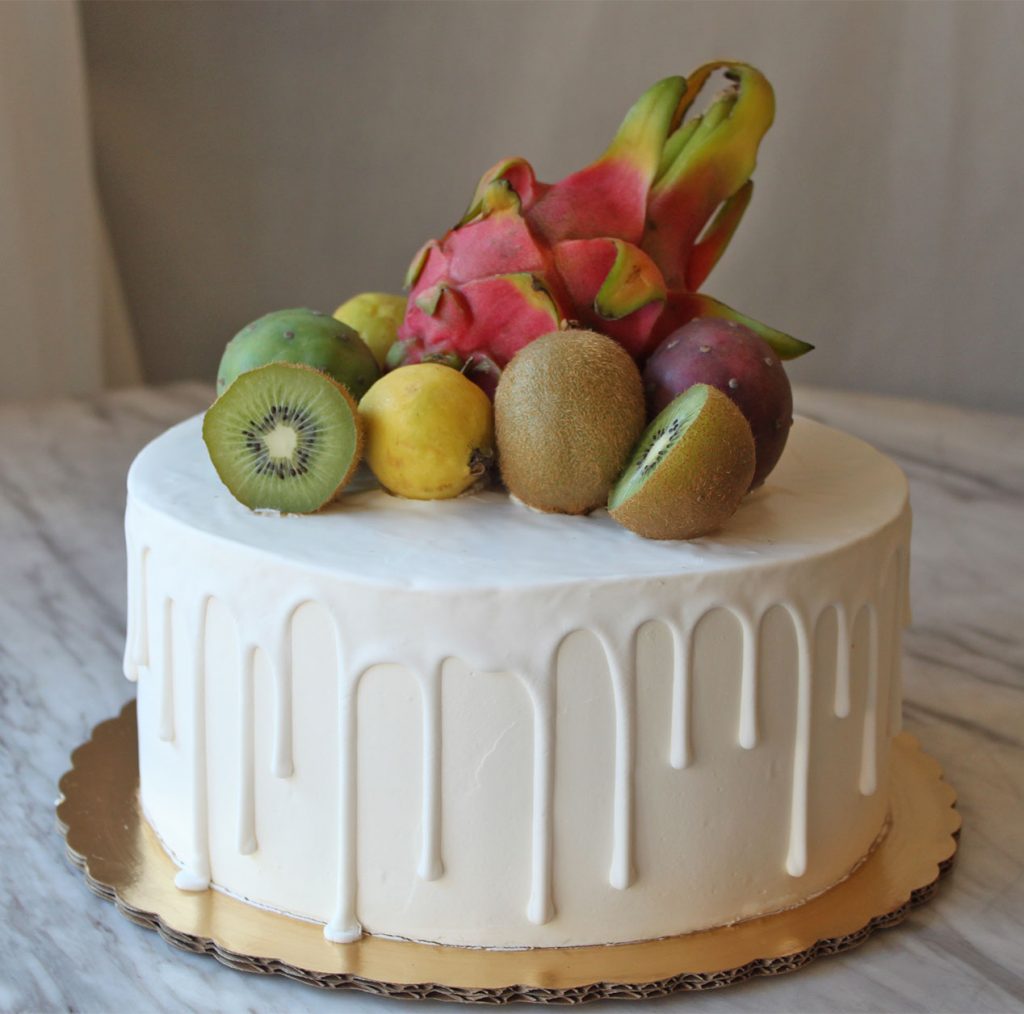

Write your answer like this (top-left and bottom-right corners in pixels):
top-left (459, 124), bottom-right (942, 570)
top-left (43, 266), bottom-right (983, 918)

top-left (643, 318), bottom-right (792, 488)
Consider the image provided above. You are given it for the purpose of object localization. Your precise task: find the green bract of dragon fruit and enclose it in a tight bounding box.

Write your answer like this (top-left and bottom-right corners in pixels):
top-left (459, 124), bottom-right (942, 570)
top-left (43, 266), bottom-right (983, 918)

top-left (393, 62), bottom-right (813, 389)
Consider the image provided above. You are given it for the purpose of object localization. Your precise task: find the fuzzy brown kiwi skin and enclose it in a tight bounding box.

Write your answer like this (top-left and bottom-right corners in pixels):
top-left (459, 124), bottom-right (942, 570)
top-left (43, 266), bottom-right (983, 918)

top-left (495, 329), bottom-right (646, 515)
top-left (609, 386), bottom-right (755, 540)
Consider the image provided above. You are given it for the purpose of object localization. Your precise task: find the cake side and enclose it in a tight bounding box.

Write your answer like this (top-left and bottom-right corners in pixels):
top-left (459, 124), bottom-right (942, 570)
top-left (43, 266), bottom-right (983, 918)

top-left (126, 416), bottom-right (909, 948)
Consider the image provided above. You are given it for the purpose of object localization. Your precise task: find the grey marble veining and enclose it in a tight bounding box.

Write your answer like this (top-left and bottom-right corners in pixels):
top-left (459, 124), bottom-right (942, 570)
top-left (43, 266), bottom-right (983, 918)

top-left (0, 383), bottom-right (1021, 1014)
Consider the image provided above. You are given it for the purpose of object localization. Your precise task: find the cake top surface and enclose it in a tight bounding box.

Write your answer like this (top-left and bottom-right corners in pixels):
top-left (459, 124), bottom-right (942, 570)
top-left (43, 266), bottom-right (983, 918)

top-left (128, 415), bottom-right (907, 590)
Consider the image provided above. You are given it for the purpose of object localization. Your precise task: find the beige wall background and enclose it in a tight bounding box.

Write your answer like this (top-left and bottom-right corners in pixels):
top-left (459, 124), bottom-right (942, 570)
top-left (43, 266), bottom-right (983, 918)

top-left (81, 0), bottom-right (1024, 413)
top-left (0, 1), bottom-right (140, 403)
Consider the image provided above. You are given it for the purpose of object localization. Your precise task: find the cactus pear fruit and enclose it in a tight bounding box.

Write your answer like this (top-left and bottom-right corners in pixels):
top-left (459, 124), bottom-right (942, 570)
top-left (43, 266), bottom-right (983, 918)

top-left (643, 318), bottom-right (792, 488)
top-left (217, 308), bottom-right (380, 401)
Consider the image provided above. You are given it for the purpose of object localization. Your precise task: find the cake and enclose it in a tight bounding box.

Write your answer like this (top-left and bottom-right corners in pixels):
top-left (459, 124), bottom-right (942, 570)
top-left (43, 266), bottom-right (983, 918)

top-left (123, 413), bottom-right (908, 948)
top-left (120, 59), bottom-right (911, 953)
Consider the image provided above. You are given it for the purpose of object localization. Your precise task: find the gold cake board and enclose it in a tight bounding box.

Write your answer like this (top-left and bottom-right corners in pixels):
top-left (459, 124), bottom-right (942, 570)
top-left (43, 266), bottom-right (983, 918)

top-left (57, 701), bottom-right (959, 1003)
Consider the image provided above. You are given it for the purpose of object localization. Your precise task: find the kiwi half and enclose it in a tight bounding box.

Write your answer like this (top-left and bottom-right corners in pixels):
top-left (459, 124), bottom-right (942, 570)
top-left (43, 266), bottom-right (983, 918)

top-left (203, 362), bottom-right (363, 513)
top-left (608, 384), bottom-right (755, 540)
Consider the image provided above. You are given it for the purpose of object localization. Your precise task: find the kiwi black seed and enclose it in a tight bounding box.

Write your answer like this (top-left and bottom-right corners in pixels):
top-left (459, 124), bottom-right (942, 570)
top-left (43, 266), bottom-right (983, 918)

top-left (202, 362), bottom-right (363, 513)
top-left (608, 383), bottom-right (755, 540)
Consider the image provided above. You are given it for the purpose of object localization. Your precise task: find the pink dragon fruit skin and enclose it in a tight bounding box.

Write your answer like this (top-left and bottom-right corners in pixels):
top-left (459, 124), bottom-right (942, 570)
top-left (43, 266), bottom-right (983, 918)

top-left (394, 63), bottom-right (813, 390)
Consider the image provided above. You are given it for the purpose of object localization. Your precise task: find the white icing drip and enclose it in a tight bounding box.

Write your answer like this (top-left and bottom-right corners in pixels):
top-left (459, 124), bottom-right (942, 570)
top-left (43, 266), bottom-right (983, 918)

top-left (833, 603), bottom-right (852, 718)
top-left (738, 611), bottom-right (759, 749)
top-left (859, 605), bottom-right (880, 796)
top-left (238, 645), bottom-right (257, 855)
top-left (325, 669), bottom-right (361, 943)
top-left (785, 605), bottom-right (812, 878)
top-left (175, 596), bottom-right (211, 891)
top-left (602, 634), bottom-right (636, 891)
top-left (123, 544), bottom-right (151, 682)
top-left (270, 619), bottom-right (294, 779)
top-left (525, 674), bottom-right (556, 924)
top-left (899, 512), bottom-right (913, 628)
top-left (157, 597), bottom-right (175, 742)
top-left (668, 623), bottom-right (692, 770)
top-left (123, 537), bottom-right (140, 681)
top-left (888, 549), bottom-right (906, 734)
top-left (416, 661), bottom-right (444, 882)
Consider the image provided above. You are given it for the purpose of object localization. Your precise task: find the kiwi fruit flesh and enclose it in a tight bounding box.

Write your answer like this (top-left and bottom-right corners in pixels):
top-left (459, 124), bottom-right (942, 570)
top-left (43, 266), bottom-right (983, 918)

top-left (608, 383), bottom-right (755, 540)
top-left (203, 362), bottom-right (363, 513)
top-left (495, 328), bottom-right (646, 514)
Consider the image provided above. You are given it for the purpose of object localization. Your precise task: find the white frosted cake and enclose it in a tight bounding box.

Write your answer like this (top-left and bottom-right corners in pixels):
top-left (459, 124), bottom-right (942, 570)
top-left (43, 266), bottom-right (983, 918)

top-left (123, 413), bottom-right (909, 949)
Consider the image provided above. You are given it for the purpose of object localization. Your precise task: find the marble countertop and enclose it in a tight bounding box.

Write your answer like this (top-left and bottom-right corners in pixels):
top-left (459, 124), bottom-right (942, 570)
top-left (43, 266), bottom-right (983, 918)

top-left (1, 383), bottom-right (1021, 1013)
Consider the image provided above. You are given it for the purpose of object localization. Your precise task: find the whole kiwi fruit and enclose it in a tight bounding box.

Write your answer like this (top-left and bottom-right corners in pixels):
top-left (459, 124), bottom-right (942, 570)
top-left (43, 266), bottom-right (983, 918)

top-left (495, 329), bottom-right (646, 514)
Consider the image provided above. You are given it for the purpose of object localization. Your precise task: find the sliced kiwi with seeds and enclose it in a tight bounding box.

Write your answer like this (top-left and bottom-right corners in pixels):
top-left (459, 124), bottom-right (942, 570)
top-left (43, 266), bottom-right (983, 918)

top-left (203, 362), bottom-right (363, 513)
top-left (608, 383), bottom-right (755, 540)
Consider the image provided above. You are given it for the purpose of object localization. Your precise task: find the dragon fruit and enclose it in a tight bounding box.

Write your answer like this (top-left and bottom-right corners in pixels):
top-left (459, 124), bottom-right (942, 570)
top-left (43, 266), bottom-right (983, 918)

top-left (392, 62), bottom-right (812, 390)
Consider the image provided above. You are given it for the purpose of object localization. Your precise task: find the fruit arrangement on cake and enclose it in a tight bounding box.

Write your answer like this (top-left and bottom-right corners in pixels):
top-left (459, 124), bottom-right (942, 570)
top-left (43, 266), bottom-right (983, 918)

top-left (202, 62), bottom-right (812, 540)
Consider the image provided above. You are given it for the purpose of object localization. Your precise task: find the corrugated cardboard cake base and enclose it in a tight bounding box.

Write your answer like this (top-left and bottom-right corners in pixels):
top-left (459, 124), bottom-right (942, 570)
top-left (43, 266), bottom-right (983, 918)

top-left (57, 702), bottom-right (959, 1003)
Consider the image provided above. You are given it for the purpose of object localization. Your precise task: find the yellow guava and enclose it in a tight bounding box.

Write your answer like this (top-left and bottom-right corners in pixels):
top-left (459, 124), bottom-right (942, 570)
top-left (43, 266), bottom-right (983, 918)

top-left (333, 292), bottom-right (407, 369)
top-left (359, 363), bottom-right (494, 500)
